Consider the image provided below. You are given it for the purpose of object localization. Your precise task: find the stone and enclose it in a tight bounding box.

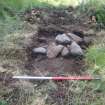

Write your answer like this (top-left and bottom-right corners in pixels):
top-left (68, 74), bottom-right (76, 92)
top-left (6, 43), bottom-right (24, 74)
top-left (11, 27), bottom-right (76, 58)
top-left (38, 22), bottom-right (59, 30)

top-left (55, 34), bottom-right (71, 44)
top-left (67, 33), bottom-right (83, 43)
top-left (47, 43), bottom-right (64, 58)
top-left (33, 47), bottom-right (47, 54)
top-left (0, 67), bottom-right (7, 73)
top-left (61, 47), bottom-right (70, 57)
top-left (69, 41), bottom-right (84, 56)
top-left (83, 29), bottom-right (95, 36)
top-left (83, 36), bottom-right (92, 45)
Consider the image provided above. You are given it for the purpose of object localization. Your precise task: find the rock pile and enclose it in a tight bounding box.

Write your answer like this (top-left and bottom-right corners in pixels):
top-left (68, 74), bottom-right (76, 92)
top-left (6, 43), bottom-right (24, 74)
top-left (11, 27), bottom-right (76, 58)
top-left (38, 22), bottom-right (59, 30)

top-left (33, 32), bottom-right (91, 58)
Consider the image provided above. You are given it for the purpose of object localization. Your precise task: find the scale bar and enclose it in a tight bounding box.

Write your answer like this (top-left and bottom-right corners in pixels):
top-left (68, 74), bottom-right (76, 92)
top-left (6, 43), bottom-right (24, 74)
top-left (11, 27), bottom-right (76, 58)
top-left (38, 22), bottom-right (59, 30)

top-left (13, 76), bottom-right (101, 80)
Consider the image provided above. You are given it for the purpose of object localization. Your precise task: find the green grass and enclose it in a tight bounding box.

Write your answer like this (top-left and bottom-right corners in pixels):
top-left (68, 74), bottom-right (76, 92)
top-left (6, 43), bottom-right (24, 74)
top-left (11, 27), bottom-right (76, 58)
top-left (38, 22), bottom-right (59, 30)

top-left (86, 44), bottom-right (105, 92)
top-left (0, 0), bottom-right (81, 39)
top-left (79, 0), bottom-right (105, 11)
top-left (1, 0), bottom-right (105, 39)
top-left (86, 44), bottom-right (105, 79)
top-left (0, 16), bottom-right (23, 40)
top-left (0, 0), bottom-right (80, 15)
top-left (86, 45), bottom-right (105, 69)
top-left (79, 0), bottom-right (105, 25)
top-left (0, 100), bottom-right (8, 105)
top-left (85, 44), bottom-right (105, 104)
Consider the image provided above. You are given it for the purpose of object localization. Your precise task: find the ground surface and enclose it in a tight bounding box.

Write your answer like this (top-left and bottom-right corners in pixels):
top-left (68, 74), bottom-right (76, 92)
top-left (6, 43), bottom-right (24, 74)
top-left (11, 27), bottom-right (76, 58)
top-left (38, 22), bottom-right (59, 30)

top-left (0, 7), bottom-right (102, 105)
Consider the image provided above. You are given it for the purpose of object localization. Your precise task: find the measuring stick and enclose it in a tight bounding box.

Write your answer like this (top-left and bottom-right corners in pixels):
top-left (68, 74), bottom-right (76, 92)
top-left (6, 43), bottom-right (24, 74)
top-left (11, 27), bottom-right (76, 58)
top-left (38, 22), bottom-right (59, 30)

top-left (13, 76), bottom-right (101, 80)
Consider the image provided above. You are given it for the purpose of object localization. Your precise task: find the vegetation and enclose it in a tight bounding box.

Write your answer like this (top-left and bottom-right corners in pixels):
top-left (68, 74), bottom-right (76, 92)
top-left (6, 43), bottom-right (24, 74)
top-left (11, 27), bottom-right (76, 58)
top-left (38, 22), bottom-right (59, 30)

top-left (1, 0), bottom-right (105, 38)
top-left (86, 45), bottom-right (105, 70)
top-left (0, 100), bottom-right (8, 105)
top-left (0, 0), bottom-right (80, 17)
top-left (86, 45), bottom-right (105, 86)
top-left (80, 0), bottom-right (105, 26)
top-left (80, 1), bottom-right (105, 95)
top-left (0, 0), bottom-right (81, 40)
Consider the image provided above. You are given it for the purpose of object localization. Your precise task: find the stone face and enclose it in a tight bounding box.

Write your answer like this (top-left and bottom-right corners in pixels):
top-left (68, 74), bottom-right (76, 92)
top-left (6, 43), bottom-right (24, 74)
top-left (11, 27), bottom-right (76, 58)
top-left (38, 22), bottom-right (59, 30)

top-left (69, 41), bottom-right (84, 56)
top-left (61, 47), bottom-right (70, 57)
top-left (33, 47), bottom-right (47, 54)
top-left (47, 43), bottom-right (64, 58)
top-left (67, 33), bottom-right (83, 43)
top-left (55, 34), bottom-right (71, 44)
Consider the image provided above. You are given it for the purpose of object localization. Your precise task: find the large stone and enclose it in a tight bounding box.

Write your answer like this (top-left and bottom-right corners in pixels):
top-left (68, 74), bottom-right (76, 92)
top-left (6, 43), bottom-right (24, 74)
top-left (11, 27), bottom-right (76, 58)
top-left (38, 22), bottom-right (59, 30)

top-left (69, 41), bottom-right (84, 56)
top-left (33, 47), bottom-right (47, 54)
top-left (67, 33), bottom-right (83, 43)
top-left (61, 47), bottom-right (70, 57)
top-left (55, 34), bottom-right (71, 44)
top-left (47, 43), bottom-right (64, 58)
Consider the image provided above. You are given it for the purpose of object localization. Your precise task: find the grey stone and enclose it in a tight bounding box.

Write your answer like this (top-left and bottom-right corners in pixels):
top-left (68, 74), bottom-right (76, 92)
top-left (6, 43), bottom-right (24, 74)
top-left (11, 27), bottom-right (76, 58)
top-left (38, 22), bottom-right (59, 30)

top-left (69, 41), bottom-right (84, 56)
top-left (55, 34), bottom-right (71, 44)
top-left (61, 47), bottom-right (70, 57)
top-left (47, 43), bottom-right (64, 58)
top-left (33, 47), bottom-right (47, 54)
top-left (67, 33), bottom-right (83, 43)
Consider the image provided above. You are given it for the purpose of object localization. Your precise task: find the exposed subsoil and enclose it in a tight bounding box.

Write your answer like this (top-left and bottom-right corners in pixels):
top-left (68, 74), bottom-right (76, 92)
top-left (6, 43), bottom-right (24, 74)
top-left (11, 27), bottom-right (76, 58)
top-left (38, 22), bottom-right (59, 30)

top-left (24, 7), bottom-right (93, 76)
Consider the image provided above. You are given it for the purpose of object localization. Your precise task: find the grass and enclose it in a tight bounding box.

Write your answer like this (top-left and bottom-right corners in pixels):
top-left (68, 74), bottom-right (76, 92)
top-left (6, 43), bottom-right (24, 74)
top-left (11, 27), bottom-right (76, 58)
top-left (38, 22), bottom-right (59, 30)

top-left (85, 44), bottom-right (105, 99)
top-left (0, 0), bottom-right (105, 105)
top-left (79, 1), bottom-right (105, 103)
top-left (0, 0), bottom-right (105, 38)
top-left (79, 0), bottom-right (105, 26)
top-left (79, 0), bottom-right (105, 11)
top-left (0, 0), bottom-right (81, 15)
top-left (84, 41), bottom-right (105, 105)
top-left (0, 100), bottom-right (8, 105)
top-left (1, 0), bottom-right (105, 39)
top-left (86, 45), bottom-right (105, 74)
top-left (0, 0), bottom-right (81, 39)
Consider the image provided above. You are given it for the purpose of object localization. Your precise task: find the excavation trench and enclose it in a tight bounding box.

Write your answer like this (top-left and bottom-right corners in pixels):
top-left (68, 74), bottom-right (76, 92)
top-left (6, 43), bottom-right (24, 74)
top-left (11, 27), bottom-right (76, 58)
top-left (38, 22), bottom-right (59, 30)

top-left (24, 7), bottom-right (93, 76)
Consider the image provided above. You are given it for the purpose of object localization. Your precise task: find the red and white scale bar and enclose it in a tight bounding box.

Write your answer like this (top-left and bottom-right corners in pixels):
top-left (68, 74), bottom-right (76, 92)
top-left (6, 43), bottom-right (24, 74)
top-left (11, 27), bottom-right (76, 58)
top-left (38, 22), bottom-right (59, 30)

top-left (13, 76), bottom-right (101, 80)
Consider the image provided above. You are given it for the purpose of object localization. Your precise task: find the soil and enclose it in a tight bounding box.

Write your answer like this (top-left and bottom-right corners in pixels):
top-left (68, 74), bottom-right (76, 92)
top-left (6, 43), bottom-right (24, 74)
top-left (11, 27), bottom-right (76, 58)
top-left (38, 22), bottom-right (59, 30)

top-left (24, 7), bottom-right (94, 76)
